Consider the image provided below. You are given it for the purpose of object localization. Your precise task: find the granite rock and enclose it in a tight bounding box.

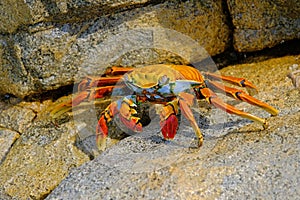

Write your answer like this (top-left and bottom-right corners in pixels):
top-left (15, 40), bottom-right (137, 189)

top-left (0, 0), bottom-right (229, 98)
top-left (227, 0), bottom-right (300, 52)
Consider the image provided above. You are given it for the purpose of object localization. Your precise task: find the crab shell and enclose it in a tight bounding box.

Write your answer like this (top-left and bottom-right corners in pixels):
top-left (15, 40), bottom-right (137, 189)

top-left (123, 64), bottom-right (206, 98)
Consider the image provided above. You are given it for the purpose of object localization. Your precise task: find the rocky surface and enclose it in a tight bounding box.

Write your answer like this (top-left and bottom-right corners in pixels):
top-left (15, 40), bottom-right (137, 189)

top-left (2, 0), bottom-right (299, 99)
top-left (15, 55), bottom-right (297, 199)
top-left (227, 0), bottom-right (300, 52)
top-left (0, 0), bottom-right (153, 34)
top-left (0, 101), bottom-right (90, 199)
top-left (0, 1), bottom-right (299, 199)
top-left (0, 54), bottom-right (299, 199)
top-left (0, 0), bottom-right (229, 99)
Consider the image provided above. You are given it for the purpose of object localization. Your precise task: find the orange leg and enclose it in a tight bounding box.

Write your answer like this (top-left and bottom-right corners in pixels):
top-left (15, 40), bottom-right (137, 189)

top-left (78, 76), bottom-right (123, 91)
top-left (203, 72), bottom-right (258, 91)
top-left (205, 80), bottom-right (279, 116)
top-left (178, 93), bottom-right (204, 147)
top-left (104, 66), bottom-right (134, 76)
top-left (200, 87), bottom-right (271, 128)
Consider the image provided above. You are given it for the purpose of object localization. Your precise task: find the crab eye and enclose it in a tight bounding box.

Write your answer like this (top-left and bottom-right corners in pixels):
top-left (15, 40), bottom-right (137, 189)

top-left (158, 75), bottom-right (169, 86)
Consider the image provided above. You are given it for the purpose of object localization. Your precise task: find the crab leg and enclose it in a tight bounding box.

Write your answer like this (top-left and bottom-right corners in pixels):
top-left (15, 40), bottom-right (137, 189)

top-left (77, 76), bottom-right (123, 91)
top-left (50, 85), bottom-right (121, 117)
top-left (203, 72), bottom-right (258, 91)
top-left (178, 92), bottom-right (203, 147)
top-left (159, 99), bottom-right (179, 140)
top-left (200, 87), bottom-right (269, 128)
top-left (96, 96), bottom-right (142, 150)
top-left (159, 92), bottom-right (203, 147)
top-left (104, 66), bottom-right (134, 76)
top-left (206, 80), bottom-right (279, 116)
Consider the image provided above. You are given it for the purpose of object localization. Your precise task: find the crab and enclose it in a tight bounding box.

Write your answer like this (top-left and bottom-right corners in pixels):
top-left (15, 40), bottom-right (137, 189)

top-left (50, 64), bottom-right (278, 150)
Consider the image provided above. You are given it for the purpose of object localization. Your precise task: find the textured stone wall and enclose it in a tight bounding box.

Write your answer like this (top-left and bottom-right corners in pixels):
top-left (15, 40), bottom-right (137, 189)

top-left (0, 0), bottom-right (299, 98)
top-left (227, 0), bottom-right (300, 52)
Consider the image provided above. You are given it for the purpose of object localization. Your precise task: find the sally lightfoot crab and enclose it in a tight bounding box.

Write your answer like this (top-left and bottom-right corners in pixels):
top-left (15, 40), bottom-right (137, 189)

top-left (50, 64), bottom-right (278, 150)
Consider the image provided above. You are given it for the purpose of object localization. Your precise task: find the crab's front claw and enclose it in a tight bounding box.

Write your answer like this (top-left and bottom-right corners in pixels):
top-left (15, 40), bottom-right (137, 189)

top-left (95, 102), bottom-right (118, 150)
top-left (159, 102), bottom-right (179, 140)
top-left (95, 98), bottom-right (143, 150)
top-left (118, 97), bottom-right (143, 132)
top-left (160, 114), bottom-right (178, 139)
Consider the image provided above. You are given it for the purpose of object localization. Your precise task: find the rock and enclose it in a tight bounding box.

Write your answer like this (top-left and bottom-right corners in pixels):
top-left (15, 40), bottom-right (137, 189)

top-left (0, 105), bottom-right (36, 133)
top-left (0, 0), bottom-right (31, 34)
top-left (0, 0), bottom-right (152, 34)
top-left (46, 55), bottom-right (300, 199)
top-left (0, 0), bottom-right (229, 98)
top-left (0, 118), bottom-right (90, 199)
top-left (0, 128), bottom-right (19, 164)
top-left (227, 0), bottom-right (300, 52)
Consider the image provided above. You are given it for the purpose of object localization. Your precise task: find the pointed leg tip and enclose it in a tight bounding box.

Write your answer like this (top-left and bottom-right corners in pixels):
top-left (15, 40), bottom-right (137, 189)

top-left (198, 139), bottom-right (203, 148)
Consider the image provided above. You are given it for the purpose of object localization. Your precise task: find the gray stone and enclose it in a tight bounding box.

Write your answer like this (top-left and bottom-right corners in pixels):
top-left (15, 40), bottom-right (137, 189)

top-left (0, 128), bottom-right (19, 164)
top-left (0, 0), bottom-right (152, 34)
top-left (0, 0), bottom-right (229, 98)
top-left (0, 105), bottom-right (36, 133)
top-left (0, 119), bottom-right (90, 199)
top-left (228, 0), bottom-right (300, 52)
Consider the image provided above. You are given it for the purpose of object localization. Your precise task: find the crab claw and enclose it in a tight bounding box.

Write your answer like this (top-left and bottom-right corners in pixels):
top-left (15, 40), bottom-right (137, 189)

top-left (159, 102), bottom-right (179, 140)
top-left (118, 97), bottom-right (143, 132)
top-left (95, 97), bottom-right (143, 150)
top-left (160, 114), bottom-right (178, 139)
top-left (119, 115), bottom-right (143, 132)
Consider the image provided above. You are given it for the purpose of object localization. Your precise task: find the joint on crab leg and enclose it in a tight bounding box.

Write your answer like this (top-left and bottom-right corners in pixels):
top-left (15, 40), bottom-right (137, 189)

top-left (96, 96), bottom-right (143, 150)
top-left (200, 87), bottom-right (269, 128)
top-left (203, 72), bottom-right (258, 91)
top-left (206, 80), bottom-right (279, 116)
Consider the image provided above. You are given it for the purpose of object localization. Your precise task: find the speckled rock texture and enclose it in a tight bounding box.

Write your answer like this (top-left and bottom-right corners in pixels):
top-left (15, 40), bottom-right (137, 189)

top-left (0, 0), bottom-right (152, 34)
top-left (0, 1), bottom-right (299, 199)
top-left (0, 116), bottom-right (90, 199)
top-left (227, 0), bottom-right (300, 52)
top-left (43, 55), bottom-right (299, 199)
top-left (0, 0), bottom-right (229, 98)
top-left (0, 54), bottom-right (299, 199)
